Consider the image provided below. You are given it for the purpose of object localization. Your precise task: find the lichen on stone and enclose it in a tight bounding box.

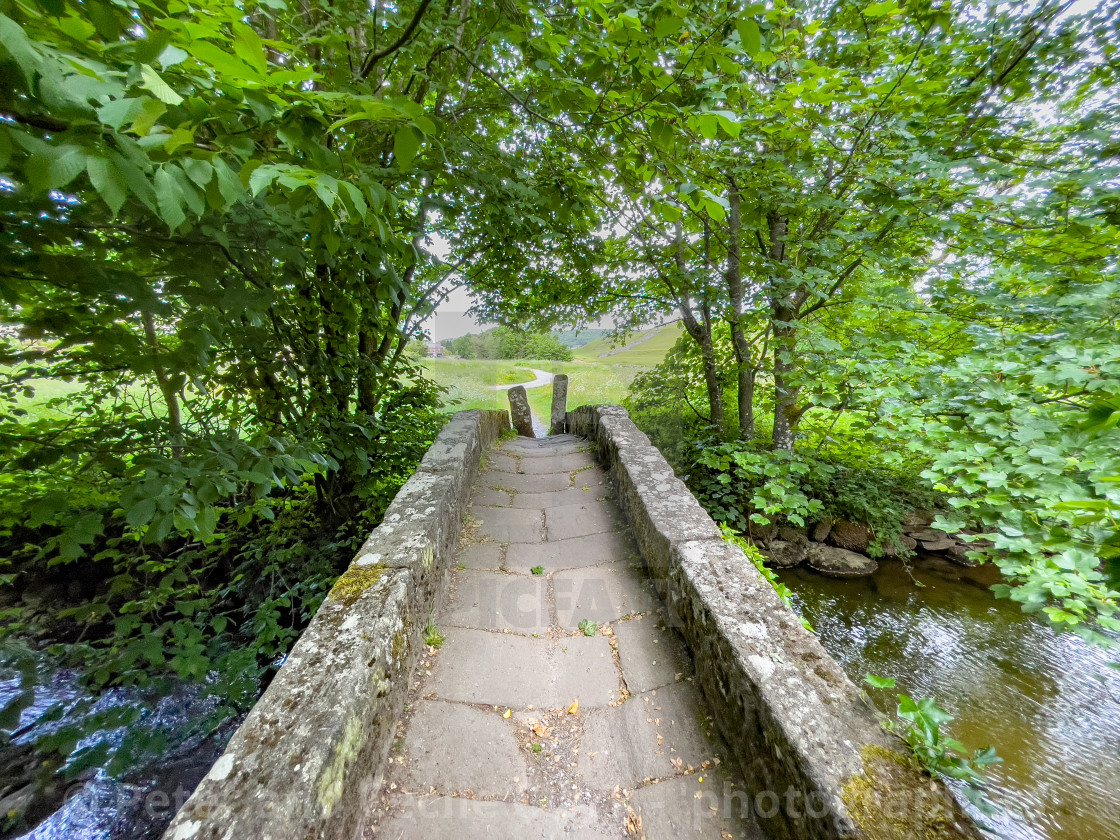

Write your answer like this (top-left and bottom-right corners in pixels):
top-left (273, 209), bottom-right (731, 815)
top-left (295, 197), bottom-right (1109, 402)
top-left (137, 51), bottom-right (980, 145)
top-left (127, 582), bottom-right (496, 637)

top-left (317, 714), bottom-right (363, 816)
top-left (328, 563), bottom-right (386, 608)
top-left (841, 744), bottom-right (977, 840)
top-left (391, 626), bottom-right (408, 663)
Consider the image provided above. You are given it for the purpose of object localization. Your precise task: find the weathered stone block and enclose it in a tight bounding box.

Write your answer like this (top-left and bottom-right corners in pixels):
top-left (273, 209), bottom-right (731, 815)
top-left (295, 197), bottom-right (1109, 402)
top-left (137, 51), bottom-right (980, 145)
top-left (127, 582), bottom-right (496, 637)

top-left (508, 385), bottom-right (534, 437)
top-left (550, 373), bottom-right (569, 434)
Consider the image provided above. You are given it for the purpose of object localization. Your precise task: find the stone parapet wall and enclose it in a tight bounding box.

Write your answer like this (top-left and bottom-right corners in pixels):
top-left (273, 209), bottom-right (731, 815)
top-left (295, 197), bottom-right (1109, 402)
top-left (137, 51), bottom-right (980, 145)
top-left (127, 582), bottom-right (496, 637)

top-left (163, 410), bottom-right (509, 840)
top-left (567, 405), bottom-right (980, 840)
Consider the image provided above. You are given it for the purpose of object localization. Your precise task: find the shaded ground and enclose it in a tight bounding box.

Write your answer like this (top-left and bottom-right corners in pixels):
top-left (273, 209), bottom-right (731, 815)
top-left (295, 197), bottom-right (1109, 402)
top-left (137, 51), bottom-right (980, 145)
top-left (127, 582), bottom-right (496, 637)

top-left (365, 434), bottom-right (763, 839)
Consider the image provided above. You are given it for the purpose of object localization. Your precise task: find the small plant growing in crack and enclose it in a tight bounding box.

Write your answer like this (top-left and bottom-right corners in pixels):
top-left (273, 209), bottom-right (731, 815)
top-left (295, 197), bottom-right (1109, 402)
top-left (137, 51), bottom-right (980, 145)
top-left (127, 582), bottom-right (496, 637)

top-left (424, 620), bottom-right (446, 649)
top-left (578, 619), bottom-right (597, 636)
top-left (530, 743), bottom-right (543, 755)
top-left (531, 566), bottom-right (545, 575)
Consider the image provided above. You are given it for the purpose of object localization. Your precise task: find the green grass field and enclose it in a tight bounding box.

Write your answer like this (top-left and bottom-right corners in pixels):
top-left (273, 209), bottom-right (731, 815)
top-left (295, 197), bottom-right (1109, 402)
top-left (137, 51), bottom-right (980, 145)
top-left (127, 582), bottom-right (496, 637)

top-left (421, 359), bottom-right (539, 412)
top-left (4, 335), bottom-right (675, 429)
top-left (1, 365), bottom-right (83, 420)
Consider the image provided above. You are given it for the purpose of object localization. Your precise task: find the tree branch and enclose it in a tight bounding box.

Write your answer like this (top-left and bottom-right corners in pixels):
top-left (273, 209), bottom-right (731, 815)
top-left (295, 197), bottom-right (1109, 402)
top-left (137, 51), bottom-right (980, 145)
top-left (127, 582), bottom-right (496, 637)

top-left (359, 0), bottom-right (434, 79)
top-left (446, 45), bottom-right (565, 128)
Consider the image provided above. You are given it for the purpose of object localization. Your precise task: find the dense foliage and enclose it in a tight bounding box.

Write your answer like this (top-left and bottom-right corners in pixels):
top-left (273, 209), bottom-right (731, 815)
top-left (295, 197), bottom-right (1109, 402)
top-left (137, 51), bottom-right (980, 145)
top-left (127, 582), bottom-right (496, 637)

top-left (1, 0), bottom-right (1118, 832)
top-left (0, 0), bottom-right (599, 827)
top-left (441, 327), bottom-right (573, 361)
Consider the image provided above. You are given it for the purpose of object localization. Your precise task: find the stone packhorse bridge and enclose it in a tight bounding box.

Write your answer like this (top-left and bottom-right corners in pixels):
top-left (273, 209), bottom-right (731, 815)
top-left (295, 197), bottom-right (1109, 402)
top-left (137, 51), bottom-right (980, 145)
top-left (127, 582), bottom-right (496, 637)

top-left (164, 396), bottom-right (980, 840)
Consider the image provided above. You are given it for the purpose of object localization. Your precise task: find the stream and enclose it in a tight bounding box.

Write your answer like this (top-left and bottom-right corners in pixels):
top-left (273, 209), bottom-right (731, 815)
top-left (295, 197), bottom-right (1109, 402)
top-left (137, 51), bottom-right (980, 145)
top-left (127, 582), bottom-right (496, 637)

top-left (776, 556), bottom-right (1120, 840)
top-left (0, 661), bottom-right (238, 840)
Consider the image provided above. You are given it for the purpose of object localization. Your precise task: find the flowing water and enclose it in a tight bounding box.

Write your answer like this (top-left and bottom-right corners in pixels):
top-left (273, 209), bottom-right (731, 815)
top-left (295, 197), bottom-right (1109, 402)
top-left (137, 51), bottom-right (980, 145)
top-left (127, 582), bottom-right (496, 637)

top-left (777, 556), bottom-right (1120, 840)
top-left (0, 663), bottom-right (237, 840)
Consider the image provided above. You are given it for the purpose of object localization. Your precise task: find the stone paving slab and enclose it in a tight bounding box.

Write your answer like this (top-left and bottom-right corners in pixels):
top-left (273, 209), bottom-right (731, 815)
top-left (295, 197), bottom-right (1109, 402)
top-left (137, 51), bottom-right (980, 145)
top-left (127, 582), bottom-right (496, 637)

top-left (469, 505), bottom-right (544, 543)
top-left (485, 451), bottom-right (522, 473)
top-left (571, 470), bottom-right (610, 493)
top-left (513, 451), bottom-right (599, 474)
top-left (471, 487), bottom-right (514, 507)
top-left (545, 501), bottom-right (626, 541)
top-left (480, 470), bottom-right (573, 493)
top-left (444, 569), bottom-right (550, 635)
top-left (430, 627), bottom-right (620, 708)
top-left (400, 700), bottom-right (528, 798)
top-left (498, 435), bottom-right (590, 456)
top-left (376, 796), bottom-right (611, 839)
top-left (630, 774), bottom-right (762, 840)
top-left (554, 563), bottom-right (660, 628)
top-left (510, 487), bottom-right (608, 509)
top-left (456, 543), bottom-right (503, 570)
top-left (612, 616), bottom-right (692, 694)
top-left (579, 682), bottom-right (718, 789)
top-left (505, 532), bottom-right (638, 574)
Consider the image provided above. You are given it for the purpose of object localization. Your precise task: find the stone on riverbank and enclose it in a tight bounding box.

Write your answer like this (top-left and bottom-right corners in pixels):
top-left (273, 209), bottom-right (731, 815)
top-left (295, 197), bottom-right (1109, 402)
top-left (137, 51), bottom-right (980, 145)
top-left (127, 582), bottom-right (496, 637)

top-left (807, 543), bottom-right (878, 577)
top-left (827, 520), bottom-right (872, 553)
top-left (764, 536), bottom-right (809, 568)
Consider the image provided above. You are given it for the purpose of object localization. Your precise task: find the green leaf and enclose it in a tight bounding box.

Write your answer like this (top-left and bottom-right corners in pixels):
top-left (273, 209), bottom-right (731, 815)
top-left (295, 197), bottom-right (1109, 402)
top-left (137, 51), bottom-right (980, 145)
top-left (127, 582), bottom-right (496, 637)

top-left (181, 158), bottom-right (213, 189)
top-left (0, 14), bottom-right (41, 83)
top-left (393, 125), bottom-right (424, 170)
top-left (130, 99), bottom-right (167, 135)
top-left (863, 1), bottom-right (901, 18)
top-left (712, 110), bottom-right (741, 138)
top-left (696, 113), bottom-right (718, 140)
top-left (158, 44), bottom-right (189, 68)
top-left (98, 98), bottom-right (145, 130)
top-left (48, 146), bottom-right (88, 189)
top-left (232, 22), bottom-right (268, 74)
top-left (864, 674), bottom-right (896, 690)
top-left (126, 497), bottom-right (158, 529)
top-left (736, 19), bottom-right (761, 56)
top-left (87, 156), bottom-right (128, 215)
top-left (190, 41), bottom-right (261, 82)
top-left (139, 64), bottom-right (183, 106)
top-left (154, 166), bottom-right (186, 229)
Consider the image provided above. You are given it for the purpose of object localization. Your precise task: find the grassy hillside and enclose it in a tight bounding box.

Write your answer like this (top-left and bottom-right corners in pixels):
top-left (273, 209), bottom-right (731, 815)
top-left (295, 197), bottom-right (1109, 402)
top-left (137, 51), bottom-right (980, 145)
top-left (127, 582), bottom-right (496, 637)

top-left (573, 322), bottom-right (682, 365)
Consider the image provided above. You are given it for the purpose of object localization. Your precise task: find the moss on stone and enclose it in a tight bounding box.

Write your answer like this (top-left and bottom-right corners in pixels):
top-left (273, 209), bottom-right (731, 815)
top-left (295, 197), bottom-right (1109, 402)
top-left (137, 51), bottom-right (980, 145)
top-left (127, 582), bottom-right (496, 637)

top-left (329, 563), bottom-right (386, 608)
top-left (841, 744), bottom-right (976, 840)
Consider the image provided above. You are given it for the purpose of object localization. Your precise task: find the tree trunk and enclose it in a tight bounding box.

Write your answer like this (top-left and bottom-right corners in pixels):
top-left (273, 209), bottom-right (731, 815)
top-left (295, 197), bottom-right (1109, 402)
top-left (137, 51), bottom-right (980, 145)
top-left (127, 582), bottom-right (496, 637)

top-left (771, 317), bottom-right (798, 451)
top-left (316, 263), bottom-right (351, 417)
top-left (766, 212), bottom-right (799, 451)
top-left (357, 327), bottom-right (377, 415)
top-left (674, 221), bottom-right (724, 429)
top-left (678, 296), bottom-right (725, 430)
top-left (724, 183), bottom-right (755, 439)
top-left (141, 309), bottom-right (183, 457)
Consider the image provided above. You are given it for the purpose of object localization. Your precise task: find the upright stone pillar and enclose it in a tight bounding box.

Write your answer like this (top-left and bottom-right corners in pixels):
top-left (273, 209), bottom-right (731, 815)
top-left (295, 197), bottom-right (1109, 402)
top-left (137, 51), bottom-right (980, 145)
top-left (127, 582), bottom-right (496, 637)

top-left (550, 374), bottom-right (569, 435)
top-left (508, 385), bottom-right (534, 437)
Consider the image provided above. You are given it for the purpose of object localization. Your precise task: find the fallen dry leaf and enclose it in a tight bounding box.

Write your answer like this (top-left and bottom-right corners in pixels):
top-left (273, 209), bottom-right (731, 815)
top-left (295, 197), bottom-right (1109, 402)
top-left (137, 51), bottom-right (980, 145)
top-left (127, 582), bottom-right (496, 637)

top-left (568, 699), bottom-right (580, 714)
top-left (503, 708), bottom-right (512, 719)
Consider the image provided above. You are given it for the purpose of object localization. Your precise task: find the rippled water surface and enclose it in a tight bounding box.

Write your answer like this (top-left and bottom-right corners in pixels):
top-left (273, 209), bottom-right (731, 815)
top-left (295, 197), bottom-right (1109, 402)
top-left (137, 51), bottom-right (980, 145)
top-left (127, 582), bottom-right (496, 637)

top-left (777, 557), bottom-right (1120, 840)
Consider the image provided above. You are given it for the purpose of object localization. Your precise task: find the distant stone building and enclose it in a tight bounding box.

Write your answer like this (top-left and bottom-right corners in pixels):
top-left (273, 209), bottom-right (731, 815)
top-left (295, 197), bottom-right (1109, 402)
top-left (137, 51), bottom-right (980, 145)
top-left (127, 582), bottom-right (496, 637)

top-left (426, 342), bottom-right (445, 358)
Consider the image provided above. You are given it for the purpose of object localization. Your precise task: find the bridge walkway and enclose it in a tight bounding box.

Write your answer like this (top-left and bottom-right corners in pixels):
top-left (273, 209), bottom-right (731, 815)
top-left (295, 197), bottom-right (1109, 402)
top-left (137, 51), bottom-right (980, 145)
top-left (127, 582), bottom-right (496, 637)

top-left (365, 433), bottom-right (764, 839)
